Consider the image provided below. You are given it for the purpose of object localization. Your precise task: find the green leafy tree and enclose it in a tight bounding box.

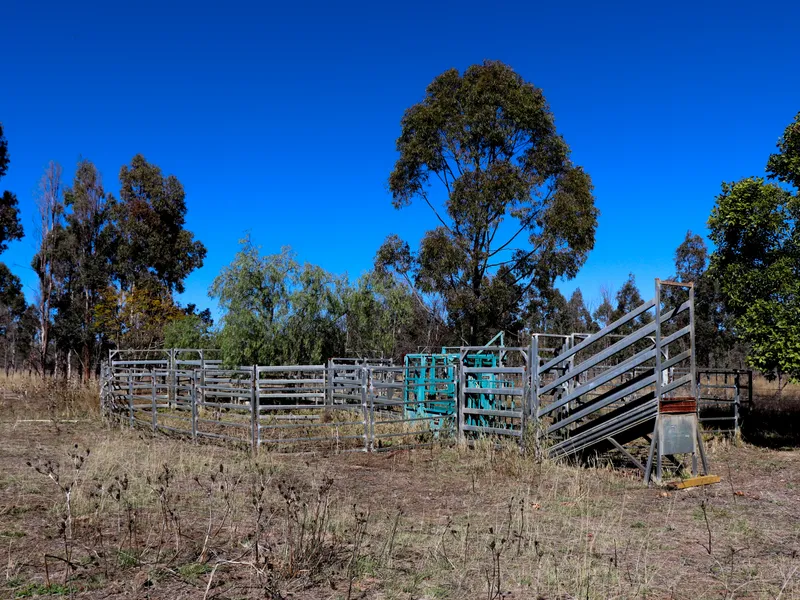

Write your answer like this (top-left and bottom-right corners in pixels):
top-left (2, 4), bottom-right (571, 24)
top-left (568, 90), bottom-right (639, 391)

top-left (0, 191), bottom-right (23, 254)
top-left (767, 111), bottom-right (800, 189)
top-left (211, 239), bottom-right (295, 366)
top-left (283, 263), bottom-right (348, 364)
top-left (708, 178), bottom-right (799, 380)
top-left (0, 263), bottom-right (33, 373)
top-left (65, 156), bottom-right (207, 361)
top-left (0, 125), bottom-right (32, 373)
top-left (51, 160), bottom-right (115, 378)
top-left (94, 283), bottom-right (183, 350)
top-left (344, 270), bottom-right (417, 358)
top-left (163, 313), bottom-right (215, 349)
top-left (112, 154), bottom-right (206, 293)
top-left (611, 274), bottom-right (652, 335)
top-left (708, 112), bottom-right (800, 381)
top-left (381, 61), bottom-right (598, 345)
top-left (212, 239), bottom-right (349, 366)
top-left (674, 231), bottom-right (707, 283)
top-left (0, 263), bottom-right (26, 333)
top-left (0, 123), bottom-right (23, 252)
top-left (528, 287), bottom-right (596, 335)
top-left (592, 288), bottom-right (614, 329)
top-left (565, 289), bottom-right (597, 333)
top-left (528, 287), bottom-right (568, 334)
top-left (671, 231), bottom-right (742, 367)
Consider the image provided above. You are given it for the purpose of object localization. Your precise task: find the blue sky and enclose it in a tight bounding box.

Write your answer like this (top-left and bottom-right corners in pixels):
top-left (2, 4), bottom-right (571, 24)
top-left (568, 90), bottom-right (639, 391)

top-left (1, 0), bottom-right (798, 316)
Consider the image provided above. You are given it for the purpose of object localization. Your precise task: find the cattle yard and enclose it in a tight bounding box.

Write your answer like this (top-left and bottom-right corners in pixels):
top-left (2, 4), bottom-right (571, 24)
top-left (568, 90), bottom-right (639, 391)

top-left (102, 280), bottom-right (747, 485)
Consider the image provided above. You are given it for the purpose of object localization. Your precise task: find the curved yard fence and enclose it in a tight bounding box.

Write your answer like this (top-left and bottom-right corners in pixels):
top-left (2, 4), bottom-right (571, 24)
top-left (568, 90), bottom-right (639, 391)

top-left (101, 360), bottom-right (455, 453)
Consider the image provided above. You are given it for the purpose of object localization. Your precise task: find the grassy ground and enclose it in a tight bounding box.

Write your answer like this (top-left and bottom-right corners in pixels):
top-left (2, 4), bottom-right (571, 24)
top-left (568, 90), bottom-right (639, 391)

top-left (1, 376), bottom-right (799, 599)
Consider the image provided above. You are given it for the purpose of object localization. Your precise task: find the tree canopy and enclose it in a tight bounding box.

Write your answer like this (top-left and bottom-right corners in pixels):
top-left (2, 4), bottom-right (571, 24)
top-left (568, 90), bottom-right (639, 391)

top-left (0, 123), bottom-right (23, 253)
top-left (344, 270), bottom-right (418, 357)
top-left (19, 155), bottom-right (211, 376)
top-left (112, 154), bottom-right (207, 293)
top-left (708, 113), bottom-right (800, 380)
top-left (767, 111), bottom-right (800, 189)
top-left (380, 61), bottom-right (598, 344)
top-left (211, 239), bottom-right (349, 366)
top-left (0, 123), bottom-right (31, 373)
top-left (708, 177), bottom-right (800, 379)
top-left (163, 308), bottom-right (215, 349)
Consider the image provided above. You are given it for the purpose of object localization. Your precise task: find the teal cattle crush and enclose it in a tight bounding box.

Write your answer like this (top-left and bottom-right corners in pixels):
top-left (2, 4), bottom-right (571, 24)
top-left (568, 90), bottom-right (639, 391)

top-left (403, 332), bottom-right (521, 433)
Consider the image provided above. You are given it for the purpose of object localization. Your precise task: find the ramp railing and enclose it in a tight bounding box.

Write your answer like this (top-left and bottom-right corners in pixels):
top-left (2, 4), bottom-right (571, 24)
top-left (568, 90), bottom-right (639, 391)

top-left (533, 280), bottom-right (705, 482)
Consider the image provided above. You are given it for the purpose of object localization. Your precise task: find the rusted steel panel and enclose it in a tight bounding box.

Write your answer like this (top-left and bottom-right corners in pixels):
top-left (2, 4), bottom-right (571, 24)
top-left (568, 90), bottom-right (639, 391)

top-left (659, 397), bottom-right (697, 414)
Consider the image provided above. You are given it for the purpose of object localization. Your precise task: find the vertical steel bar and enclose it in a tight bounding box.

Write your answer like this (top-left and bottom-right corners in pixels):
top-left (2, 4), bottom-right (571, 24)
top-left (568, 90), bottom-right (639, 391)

top-left (169, 368), bottom-right (175, 409)
top-left (656, 431), bottom-right (662, 482)
top-left (251, 365), bottom-right (259, 454)
top-left (521, 349), bottom-right (529, 450)
top-left (689, 282), bottom-right (702, 472)
top-left (191, 369), bottom-right (198, 442)
top-left (697, 427), bottom-right (709, 474)
top-left (644, 418), bottom-right (658, 486)
top-left (734, 372), bottom-right (741, 437)
top-left (325, 359), bottom-right (331, 405)
top-left (689, 283), bottom-right (698, 412)
top-left (653, 280), bottom-right (663, 483)
top-left (654, 279), bottom-right (663, 408)
top-left (566, 335), bottom-right (575, 429)
top-left (531, 335), bottom-right (539, 419)
top-left (458, 361), bottom-right (465, 443)
top-left (151, 368), bottom-right (157, 432)
top-left (696, 370), bottom-right (702, 417)
top-left (128, 372), bottom-right (134, 428)
top-left (368, 368), bottom-right (376, 451)
top-left (99, 365), bottom-right (106, 415)
top-left (360, 367), bottom-right (369, 452)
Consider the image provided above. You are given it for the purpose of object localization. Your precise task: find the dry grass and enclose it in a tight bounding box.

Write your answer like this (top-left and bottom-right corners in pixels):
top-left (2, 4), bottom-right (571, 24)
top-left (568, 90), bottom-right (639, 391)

top-left (0, 372), bottom-right (98, 422)
top-left (1, 379), bottom-right (799, 599)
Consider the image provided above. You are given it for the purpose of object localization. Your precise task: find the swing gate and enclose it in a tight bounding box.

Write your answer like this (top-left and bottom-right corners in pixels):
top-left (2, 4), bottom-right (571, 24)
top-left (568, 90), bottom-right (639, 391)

top-left (697, 368), bottom-right (752, 436)
top-left (458, 346), bottom-right (531, 441)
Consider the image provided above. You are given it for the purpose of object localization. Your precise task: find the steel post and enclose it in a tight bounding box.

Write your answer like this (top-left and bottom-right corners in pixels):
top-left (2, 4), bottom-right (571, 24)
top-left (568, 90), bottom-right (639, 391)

top-left (360, 367), bottom-right (369, 452)
top-left (128, 372), bottom-right (134, 428)
top-left (251, 365), bottom-right (259, 454)
top-left (458, 362), bottom-right (465, 443)
top-left (151, 368), bottom-right (157, 432)
top-left (191, 370), bottom-right (198, 441)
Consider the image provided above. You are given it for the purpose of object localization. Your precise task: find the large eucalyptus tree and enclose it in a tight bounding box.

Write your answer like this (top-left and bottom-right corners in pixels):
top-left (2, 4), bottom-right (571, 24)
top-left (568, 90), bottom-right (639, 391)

top-left (380, 61), bottom-right (598, 344)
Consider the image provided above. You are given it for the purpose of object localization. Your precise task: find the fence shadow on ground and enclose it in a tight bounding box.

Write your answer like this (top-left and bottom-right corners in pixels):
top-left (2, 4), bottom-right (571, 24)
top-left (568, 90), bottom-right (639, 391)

top-left (741, 395), bottom-right (800, 448)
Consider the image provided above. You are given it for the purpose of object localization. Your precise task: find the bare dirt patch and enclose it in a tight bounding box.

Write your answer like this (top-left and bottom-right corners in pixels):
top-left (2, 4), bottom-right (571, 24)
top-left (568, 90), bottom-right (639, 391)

top-left (1, 386), bottom-right (799, 599)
